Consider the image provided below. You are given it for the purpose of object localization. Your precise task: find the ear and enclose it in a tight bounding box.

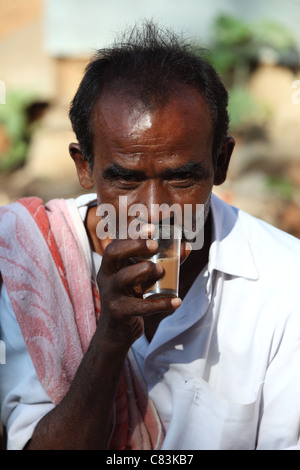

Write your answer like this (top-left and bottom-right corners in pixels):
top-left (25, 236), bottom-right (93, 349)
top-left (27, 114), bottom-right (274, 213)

top-left (69, 143), bottom-right (94, 189)
top-left (213, 136), bottom-right (235, 186)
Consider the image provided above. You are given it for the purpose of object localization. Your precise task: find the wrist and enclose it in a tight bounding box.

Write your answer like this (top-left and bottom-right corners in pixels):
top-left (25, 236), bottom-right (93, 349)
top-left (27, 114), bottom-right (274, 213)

top-left (93, 324), bottom-right (133, 357)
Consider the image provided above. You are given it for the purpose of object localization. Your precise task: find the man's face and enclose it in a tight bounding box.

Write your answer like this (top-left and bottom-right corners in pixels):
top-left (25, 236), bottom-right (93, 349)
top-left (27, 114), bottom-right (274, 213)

top-left (89, 85), bottom-right (223, 242)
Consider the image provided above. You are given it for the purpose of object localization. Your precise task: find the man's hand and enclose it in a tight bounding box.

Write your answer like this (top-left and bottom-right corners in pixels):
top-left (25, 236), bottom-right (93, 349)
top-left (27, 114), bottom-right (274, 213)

top-left (96, 237), bottom-right (181, 347)
top-left (26, 236), bottom-right (183, 450)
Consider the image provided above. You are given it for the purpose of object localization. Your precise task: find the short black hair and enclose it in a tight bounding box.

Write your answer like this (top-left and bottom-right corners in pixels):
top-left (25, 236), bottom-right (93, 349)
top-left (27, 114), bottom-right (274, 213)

top-left (69, 21), bottom-right (229, 172)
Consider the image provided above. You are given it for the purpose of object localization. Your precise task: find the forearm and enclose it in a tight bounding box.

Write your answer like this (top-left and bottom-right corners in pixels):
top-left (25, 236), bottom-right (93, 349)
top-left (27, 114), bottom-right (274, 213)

top-left (25, 237), bottom-right (179, 450)
top-left (26, 331), bottom-right (129, 450)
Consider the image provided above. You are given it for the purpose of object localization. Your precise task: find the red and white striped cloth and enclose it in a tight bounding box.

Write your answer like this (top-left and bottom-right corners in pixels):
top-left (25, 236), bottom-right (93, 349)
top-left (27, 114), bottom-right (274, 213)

top-left (0, 197), bottom-right (164, 450)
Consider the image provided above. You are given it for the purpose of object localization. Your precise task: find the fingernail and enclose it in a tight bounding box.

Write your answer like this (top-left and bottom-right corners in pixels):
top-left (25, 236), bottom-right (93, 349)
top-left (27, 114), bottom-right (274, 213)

top-left (142, 223), bottom-right (156, 236)
top-left (146, 239), bottom-right (158, 251)
top-left (156, 263), bottom-right (163, 274)
top-left (171, 297), bottom-right (182, 308)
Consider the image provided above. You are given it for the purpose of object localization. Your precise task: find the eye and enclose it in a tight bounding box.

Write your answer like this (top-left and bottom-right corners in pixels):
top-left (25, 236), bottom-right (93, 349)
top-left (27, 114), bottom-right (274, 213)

top-left (115, 176), bottom-right (141, 189)
top-left (166, 173), bottom-right (198, 187)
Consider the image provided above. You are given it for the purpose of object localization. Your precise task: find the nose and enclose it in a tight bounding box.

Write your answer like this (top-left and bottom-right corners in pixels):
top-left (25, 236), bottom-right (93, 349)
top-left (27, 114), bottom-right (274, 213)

top-left (136, 180), bottom-right (177, 225)
top-left (134, 180), bottom-right (160, 224)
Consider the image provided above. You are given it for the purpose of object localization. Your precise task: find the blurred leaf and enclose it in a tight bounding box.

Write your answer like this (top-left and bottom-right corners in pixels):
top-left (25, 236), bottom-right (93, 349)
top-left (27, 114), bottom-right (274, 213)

top-left (213, 15), bottom-right (252, 47)
top-left (266, 175), bottom-right (294, 200)
top-left (252, 20), bottom-right (296, 52)
top-left (228, 87), bottom-right (269, 131)
top-left (209, 48), bottom-right (237, 76)
top-left (0, 90), bottom-right (36, 172)
top-left (0, 140), bottom-right (28, 171)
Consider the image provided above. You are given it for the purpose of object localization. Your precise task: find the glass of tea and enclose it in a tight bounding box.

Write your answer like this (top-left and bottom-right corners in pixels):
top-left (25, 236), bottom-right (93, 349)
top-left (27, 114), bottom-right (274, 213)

top-left (141, 224), bottom-right (182, 299)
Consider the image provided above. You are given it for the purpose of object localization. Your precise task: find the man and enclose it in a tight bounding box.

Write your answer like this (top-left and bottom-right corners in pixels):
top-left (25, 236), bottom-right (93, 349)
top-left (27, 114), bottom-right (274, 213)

top-left (0, 22), bottom-right (300, 450)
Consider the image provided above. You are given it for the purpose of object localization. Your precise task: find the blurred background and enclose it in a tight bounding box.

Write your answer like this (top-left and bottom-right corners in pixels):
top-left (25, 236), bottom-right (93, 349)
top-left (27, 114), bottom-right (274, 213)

top-left (0, 0), bottom-right (300, 237)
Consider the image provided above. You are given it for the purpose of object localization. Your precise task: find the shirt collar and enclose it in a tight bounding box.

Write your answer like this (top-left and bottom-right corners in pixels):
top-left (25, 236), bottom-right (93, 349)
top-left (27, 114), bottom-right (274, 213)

top-left (208, 193), bottom-right (259, 280)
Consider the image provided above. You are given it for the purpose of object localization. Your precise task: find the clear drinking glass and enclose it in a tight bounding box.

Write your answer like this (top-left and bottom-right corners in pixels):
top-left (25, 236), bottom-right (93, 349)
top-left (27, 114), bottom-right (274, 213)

top-left (141, 224), bottom-right (182, 299)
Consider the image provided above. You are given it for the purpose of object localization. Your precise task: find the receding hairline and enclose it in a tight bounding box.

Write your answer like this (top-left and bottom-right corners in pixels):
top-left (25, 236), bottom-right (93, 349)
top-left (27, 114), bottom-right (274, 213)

top-left (91, 79), bottom-right (214, 132)
top-left (90, 81), bottom-right (215, 165)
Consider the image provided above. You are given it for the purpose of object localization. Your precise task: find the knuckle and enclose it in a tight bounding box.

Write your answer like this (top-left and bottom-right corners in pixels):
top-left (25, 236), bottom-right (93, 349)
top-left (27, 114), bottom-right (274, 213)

top-left (107, 297), bottom-right (118, 312)
top-left (113, 270), bottom-right (127, 288)
top-left (104, 296), bottom-right (122, 315)
top-left (141, 259), bottom-right (156, 272)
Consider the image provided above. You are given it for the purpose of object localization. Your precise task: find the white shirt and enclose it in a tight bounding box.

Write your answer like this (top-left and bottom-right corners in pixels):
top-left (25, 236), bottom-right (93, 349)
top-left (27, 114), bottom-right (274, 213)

top-left (1, 193), bottom-right (300, 450)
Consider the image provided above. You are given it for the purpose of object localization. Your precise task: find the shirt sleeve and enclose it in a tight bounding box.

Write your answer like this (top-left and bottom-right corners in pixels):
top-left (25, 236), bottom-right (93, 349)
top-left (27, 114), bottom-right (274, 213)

top-left (0, 283), bottom-right (55, 450)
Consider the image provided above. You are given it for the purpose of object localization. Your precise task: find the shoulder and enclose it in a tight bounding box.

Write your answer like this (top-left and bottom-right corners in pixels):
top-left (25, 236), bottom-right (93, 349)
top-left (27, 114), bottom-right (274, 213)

top-left (237, 205), bottom-right (300, 264)
top-left (234, 204), bottom-right (300, 304)
top-left (212, 194), bottom-right (300, 287)
top-left (213, 193), bottom-right (300, 260)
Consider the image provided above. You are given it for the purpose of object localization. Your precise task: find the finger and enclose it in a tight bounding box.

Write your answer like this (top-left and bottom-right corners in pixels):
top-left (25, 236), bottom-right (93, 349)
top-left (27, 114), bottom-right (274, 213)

top-left (140, 223), bottom-right (156, 238)
top-left (125, 295), bottom-right (182, 317)
top-left (114, 259), bottom-right (164, 292)
top-left (102, 238), bottom-right (158, 273)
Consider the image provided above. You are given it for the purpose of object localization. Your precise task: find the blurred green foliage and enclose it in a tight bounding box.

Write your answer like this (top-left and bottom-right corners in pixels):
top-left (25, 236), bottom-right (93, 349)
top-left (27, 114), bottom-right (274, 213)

top-left (226, 87), bottom-right (269, 131)
top-left (210, 14), bottom-right (296, 80)
top-left (266, 175), bottom-right (295, 200)
top-left (206, 14), bottom-right (297, 134)
top-left (0, 90), bottom-right (36, 172)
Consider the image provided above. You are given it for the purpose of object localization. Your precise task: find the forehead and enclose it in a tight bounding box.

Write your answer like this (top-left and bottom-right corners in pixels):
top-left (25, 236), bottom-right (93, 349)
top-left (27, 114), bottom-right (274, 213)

top-left (94, 85), bottom-right (212, 138)
top-left (91, 85), bottom-right (214, 170)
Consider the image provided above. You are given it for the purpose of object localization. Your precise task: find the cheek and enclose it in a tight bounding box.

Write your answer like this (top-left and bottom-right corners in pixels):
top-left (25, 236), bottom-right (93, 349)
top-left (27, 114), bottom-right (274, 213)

top-left (93, 181), bottom-right (119, 206)
top-left (171, 181), bottom-right (213, 206)
top-left (176, 188), bottom-right (212, 233)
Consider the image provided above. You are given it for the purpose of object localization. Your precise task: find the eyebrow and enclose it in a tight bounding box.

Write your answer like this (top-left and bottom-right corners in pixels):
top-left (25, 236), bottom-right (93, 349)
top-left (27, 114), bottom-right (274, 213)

top-left (102, 160), bottom-right (210, 181)
top-left (103, 164), bottom-right (145, 181)
top-left (163, 161), bottom-right (210, 179)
